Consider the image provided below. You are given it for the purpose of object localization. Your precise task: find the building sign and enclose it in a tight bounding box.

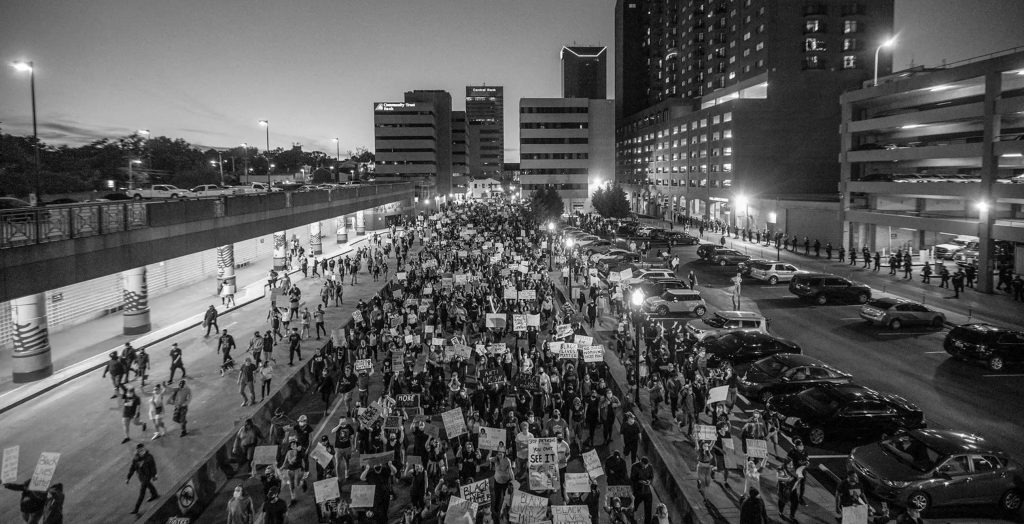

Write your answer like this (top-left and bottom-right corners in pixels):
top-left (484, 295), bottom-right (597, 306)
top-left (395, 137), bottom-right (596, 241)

top-left (374, 102), bottom-right (417, 111)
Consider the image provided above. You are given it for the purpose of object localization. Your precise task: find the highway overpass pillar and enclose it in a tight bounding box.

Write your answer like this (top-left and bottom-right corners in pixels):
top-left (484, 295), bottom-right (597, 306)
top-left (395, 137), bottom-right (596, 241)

top-left (272, 232), bottom-right (287, 271)
top-left (335, 217), bottom-right (348, 244)
top-left (10, 293), bottom-right (54, 383)
top-left (309, 221), bottom-right (323, 255)
top-left (217, 245), bottom-right (236, 297)
top-left (355, 210), bottom-right (366, 235)
top-left (122, 267), bottom-right (151, 335)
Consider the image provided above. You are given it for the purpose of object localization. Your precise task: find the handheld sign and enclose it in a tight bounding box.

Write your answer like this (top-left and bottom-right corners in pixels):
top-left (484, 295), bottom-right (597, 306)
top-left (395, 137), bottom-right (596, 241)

top-left (582, 449), bottom-right (604, 479)
top-left (478, 426), bottom-right (507, 451)
top-left (582, 346), bottom-right (603, 363)
top-left (442, 407), bottom-right (468, 438)
top-left (350, 484), bottom-right (375, 508)
top-left (564, 473), bottom-right (590, 493)
top-left (28, 452), bottom-right (60, 492)
top-left (1, 446), bottom-right (18, 484)
top-left (708, 385), bottom-right (730, 404)
top-left (746, 439), bottom-right (768, 459)
top-left (313, 477), bottom-right (340, 503)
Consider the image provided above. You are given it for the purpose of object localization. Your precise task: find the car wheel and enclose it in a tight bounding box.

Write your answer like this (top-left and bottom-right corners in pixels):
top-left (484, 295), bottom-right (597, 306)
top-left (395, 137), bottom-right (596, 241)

top-left (907, 491), bottom-right (931, 512)
top-left (132, 194), bottom-right (143, 200)
top-left (931, 317), bottom-right (945, 329)
top-left (694, 305), bottom-right (707, 316)
top-left (856, 293), bottom-right (869, 304)
top-left (1000, 489), bottom-right (1023, 512)
top-left (815, 294), bottom-right (827, 306)
top-left (808, 427), bottom-right (825, 446)
top-left (768, 276), bottom-right (779, 285)
top-left (170, 194), bottom-right (180, 199)
top-left (657, 306), bottom-right (669, 316)
top-left (719, 259), bottom-right (727, 266)
top-left (988, 355), bottom-right (1005, 372)
top-left (889, 318), bottom-right (902, 330)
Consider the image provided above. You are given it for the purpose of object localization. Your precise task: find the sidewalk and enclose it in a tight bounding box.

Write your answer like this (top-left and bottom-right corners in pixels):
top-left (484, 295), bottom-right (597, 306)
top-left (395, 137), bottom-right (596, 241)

top-left (0, 228), bottom-right (396, 524)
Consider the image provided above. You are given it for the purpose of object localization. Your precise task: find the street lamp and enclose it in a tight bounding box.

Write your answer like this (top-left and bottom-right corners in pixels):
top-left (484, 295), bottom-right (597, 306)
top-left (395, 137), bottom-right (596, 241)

top-left (874, 36), bottom-right (897, 87)
top-left (128, 159), bottom-right (142, 190)
top-left (210, 150), bottom-right (224, 185)
top-left (332, 138), bottom-right (340, 161)
top-left (259, 120), bottom-right (270, 190)
top-left (734, 194), bottom-right (749, 234)
top-left (565, 237), bottom-right (575, 300)
top-left (241, 143), bottom-right (249, 182)
top-left (630, 289), bottom-right (645, 405)
top-left (547, 221), bottom-right (555, 270)
top-left (11, 60), bottom-right (40, 205)
top-left (137, 129), bottom-right (150, 170)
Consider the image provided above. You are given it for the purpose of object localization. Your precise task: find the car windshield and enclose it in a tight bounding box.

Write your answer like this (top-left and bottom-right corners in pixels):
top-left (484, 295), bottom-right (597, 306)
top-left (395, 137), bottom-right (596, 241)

top-left (795, 388), bottom-right (841, 415)
top-left (880, 434), bottom-right (945, 472)
top-left (704, 316), bottom-right (728, 328)
top-left (751, 262), bottom-right (772, 270)
top-left (752, 358), bottom-right (787, 376)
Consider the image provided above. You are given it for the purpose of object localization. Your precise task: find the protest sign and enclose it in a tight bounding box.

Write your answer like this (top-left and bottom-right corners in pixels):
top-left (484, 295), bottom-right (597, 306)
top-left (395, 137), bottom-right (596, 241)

top-left (582, 449), bottom-right (604, 479)
top-left (512, 314), bottom-right (527, 332)
top-left (451, 344), bottom-right (473, 360)
top-left (423, 286), bottom-right (433, 295)
top-left (842, 504), bottom-right (869, 524)
top-left (481, 368), bottom-right (507, 386)
top-left (359, 452), bottom-right (393, 469)
top-left (555, 324), bottom-right (573, 339)
top-left (551, 505), bottom-right (590, 524)
top-left (527, 314), bottom-right (541, 327)
top-left (574, 335), bottom-right (593, 346)
top-left (455, 274), bottom-right (468, 285)
top-left (354, 359), bottom-right (372, 372)
top-left (696, 424), bottom-right (717, 441)
top-left (350, 484), bottom-right (375, 508)
top-left (518, 289), bottom-right (536, 301)
top-left (582, 346), bottom-right (603, 363)
top-left (352, 310), bottom-right (364, 323)
top-left (708, 385), bottom-right (730, 404)
top-left (487, 342), bottom-right (508, 355)
top-left (746, 439), bottom-right (768, 459)
top-left (403, 455), bottom-right (422, 476)
top-left (559, 345), bottom-right (578, 359)
top-left (503, 287), bottom-right (518, 300)
top-left (564, 473), bottom-right (590, 493)
top-left (313, 477), bottom-right (340, 503)
top-left (395, 393), bottom-right (420, 408)
top-left (424, 324), bottom-right (435, 334)
top-left (528, 438), bottom-right (557, 467)
top-left (2, 446), bottom-right (18, 484)
top-left (383, 416), bottom-right (402, 431)
top-left (442, 407), bottom-right (467, 438)
top-left (509, 490), bottom-right (549, 523)
top-left (396, 272), bottom-right (407, 281)
top-left (619, 268), bottom-right (633, 281)
top-left (310, 443), bottom-right (333, 468)
top-left (28, 452), bottom-right (59, 492)
top-left (606, 485), bottom-right (633, 501)
top-left (358, 402), bottom-right (382, 428)
top-left (431, 337), bottom-right (445, 346)
top-left (485, 314), bottom-right (506, 328)
top-left (253, 446), bottom-right (278, 467)
top-left (459, 479), bottom-right (491, 506)
top-left (478, 426), bottom-right (507, 451)
top-left (529, 464), bottom-right (559, 490)
top-left (445, 496), bottom-right (479, 524)
top-left (515, 374), bottom-right (542, 392)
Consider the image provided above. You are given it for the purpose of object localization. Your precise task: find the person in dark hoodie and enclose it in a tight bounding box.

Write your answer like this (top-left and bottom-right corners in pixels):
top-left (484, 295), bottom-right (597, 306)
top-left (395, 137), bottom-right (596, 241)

top-left (41, 483), bottom-right (64, 524)
top-left (739, 487), bottom-right (769, 524)
top-left (2, 478), bottom-right (46, 523)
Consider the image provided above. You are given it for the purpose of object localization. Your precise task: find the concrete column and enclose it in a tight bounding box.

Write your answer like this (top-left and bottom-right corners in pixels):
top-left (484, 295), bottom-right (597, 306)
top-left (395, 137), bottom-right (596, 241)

top-left (272, 231), bottom-right (287, 270)
top-left (355, 210), bottom-right (366, 235)
top-left (977, 70), bottom-right (1001, 294)
top-left (122, 267), bottom-right (151, 335)
top-left (309, 221), bottom-right (323, 255)
top-left (10, 293), bottom-right (54, 383)
top-left (217, 244), bottom-right (236, 293)
top-left (336, 217), bottom-right (349, 244)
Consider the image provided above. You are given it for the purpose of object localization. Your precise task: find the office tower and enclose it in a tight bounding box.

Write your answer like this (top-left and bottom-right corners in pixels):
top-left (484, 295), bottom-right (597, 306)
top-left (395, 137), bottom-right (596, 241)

top-left (562, 46), bottom-right (608, 99)
top-left (373, 89), bottom-right (453, 195)
top-left (466, 86), bottom-right (505, 177)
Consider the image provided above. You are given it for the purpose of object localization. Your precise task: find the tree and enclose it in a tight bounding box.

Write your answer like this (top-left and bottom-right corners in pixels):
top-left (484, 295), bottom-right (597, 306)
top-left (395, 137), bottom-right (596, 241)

top-left (591, 186), bottom-right (608, 216)
top-left (530, 186), bottom-right (564, 223)
top-left (311, 167), bottom-right (334, 183)
top-left (605, 184), bottom-right (631, 218)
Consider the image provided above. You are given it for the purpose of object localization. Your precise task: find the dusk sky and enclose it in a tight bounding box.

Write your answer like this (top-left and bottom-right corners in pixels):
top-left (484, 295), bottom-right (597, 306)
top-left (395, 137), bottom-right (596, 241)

top-left (2, 0), bottom-right (1023, 162)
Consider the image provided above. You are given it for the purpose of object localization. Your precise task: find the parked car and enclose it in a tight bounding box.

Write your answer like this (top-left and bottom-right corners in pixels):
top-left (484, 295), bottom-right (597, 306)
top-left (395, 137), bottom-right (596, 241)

top-left (710, 249), bottom-right (750, 266)
top-left (738, 354), bottom-right (852, 403)
top-left (622, 268), bottom-right (677, 285)
top-left (697, 244), bottom-right (728, 260)
top-left (642, 289), bottom-right (707, 317)
top-left (944, 323), bottom-right (1024, 372)
top-left (685, 310), bottom-right (769, 341)
top-left (630, 278), bottom-right (688, 299)
top-left (738, 258), bottom-right (772, 277)
top-left (189, 184), bottom-right (236, 197)
top-left (583, 239), bottom-right (614, 254)
top-left (859, 298), bottom-right (946, 330)
top-left (124, 184), bottom-right (185, 200)
top-left (0, 197), bottom-right (33, 210)
top-left (850, 429), bottom-right (1023, 513)
top-left (748, 261), bottom-right (807, 285)
top-left (767, 383), bottom-right (925, 447)
top-left (661, 231), bottom-right (701, 245)
top-left (698, 331), bottom-right (801, 374)
top-left (934, 236), bottom-right (977, 260)
top-left (789, 273), bottom-right (872, 305)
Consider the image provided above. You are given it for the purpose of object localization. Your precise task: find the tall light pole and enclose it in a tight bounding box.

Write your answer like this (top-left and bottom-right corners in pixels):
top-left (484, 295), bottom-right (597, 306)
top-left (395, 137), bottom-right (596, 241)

top-left (565, 237), bottom-right (575, 300)
top-left (259, 120), bottom-right (270, 190)
top-left (630, 289), bottom-right (644, 405)
top-left (128, 159), bottom-right (142, 190)
top-left (874, 36), bottom-right (897, 87)
top-left (332, 138), bottom-right (340, 161)
top-left (210, 150), bottom-right (224, 185)
top-left (241, 143), bottom-right (249, 183)
top-left (547, 221), bottom-right (555, 271)
top-left (11, 60), bottom-right (40, 205)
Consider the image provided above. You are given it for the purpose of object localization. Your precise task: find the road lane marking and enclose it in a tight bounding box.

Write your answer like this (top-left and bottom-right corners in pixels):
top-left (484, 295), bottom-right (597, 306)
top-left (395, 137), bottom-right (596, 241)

top-left (878, 332), bottom-right (932, 336)
top-left (839, 317), bottom-right (862, 321)
top-left (983, 374), bottom-right (1024, 377)
top-left (923, 351), bottom-right (946, 354)
top-left (809, 454), bottom-right (848, 459)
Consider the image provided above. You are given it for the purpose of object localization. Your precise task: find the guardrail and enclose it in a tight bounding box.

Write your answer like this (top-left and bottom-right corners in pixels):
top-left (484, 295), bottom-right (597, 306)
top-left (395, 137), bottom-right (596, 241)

top-left (0, 183), bottom-right (411, 249)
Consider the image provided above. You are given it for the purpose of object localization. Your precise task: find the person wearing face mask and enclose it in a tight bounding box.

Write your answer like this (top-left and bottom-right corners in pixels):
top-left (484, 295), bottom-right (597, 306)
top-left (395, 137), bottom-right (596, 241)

top-left (599, 390), bottom-right (622, 445)
top-left (331, 415), bottom-right (357, 478)
top-left (630, 456), bottom-right (654, 524)
top-left (281, 438), bottom-right (308, 506)
top-left (360, 460), bottom-right (398, 523)
top-left (226, 484), bottom-right (255, 524)
top-left (488, 446), bottom-right (514, 515)
top-left (292, 414), bottom-right (313, 450)
top-left (604, 496), bottom-right (634, 524)
top-left (261, 486), bottom-right (288, 524)
top-left (554, 431), bottom-right (571, 497)
top-left (126, 443), bottom-right (158, 515)
top-left (787, 438), bottom-right (810, 504)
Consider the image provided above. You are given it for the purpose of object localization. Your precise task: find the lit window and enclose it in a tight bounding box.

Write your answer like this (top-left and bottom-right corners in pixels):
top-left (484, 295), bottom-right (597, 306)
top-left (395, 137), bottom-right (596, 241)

top-left (805, 20), bottom-right (821, 32)
top-left (723, 164), bottom-right (732, 172)
top-left (743, 32), bottom-right (751, 41)
top-left (844, 20), bottom-right (859, 33)
top-left (712, 115), bottom-right (721, 124)
top-left (842, 55), bottom-right (858, 69)
top-left (805, 38), bottom-right (827, 52)
top-left (843, 38), bottom-right (858, 51)
top-left (755, 41), bottom-right (764, 51)
top-left (723, 112), bottom-right (732, 122)
top-left (724, 129), bottom-right (733, 138)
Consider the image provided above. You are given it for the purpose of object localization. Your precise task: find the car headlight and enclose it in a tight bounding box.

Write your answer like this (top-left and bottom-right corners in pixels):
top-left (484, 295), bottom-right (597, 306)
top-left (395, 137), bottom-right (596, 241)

top-left (882, 479), bottom-right (911, 489)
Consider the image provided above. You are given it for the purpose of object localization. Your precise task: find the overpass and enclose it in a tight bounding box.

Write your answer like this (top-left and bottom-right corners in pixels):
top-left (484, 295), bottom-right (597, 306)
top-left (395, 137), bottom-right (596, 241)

top-left (0, 182), bottom-right (414, 382)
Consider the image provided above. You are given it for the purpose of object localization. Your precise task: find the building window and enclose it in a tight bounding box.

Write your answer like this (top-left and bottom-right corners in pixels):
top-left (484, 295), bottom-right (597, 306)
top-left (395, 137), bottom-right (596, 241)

top-left (803, 56), bottom-right (825, 69)
top-left (723, 112), bottom-right (732, 122)
top-left (842, 55), bottom-right (858, 69)
top-left (755, 41), bottom-right (764, 51)
top-left (805, 38), bottom-right (827, 52)
top-left (843, 38), bottom-right (859, 51)
top-left (724, 129), bottom-right (733, 138)
top-left (723, 147), bottom-right (733, 156)
top-left (723, 163), bottom-right (732, 172)
top-left (805, 20), bottom-right (823, 33)
top-left (712, 115), bottom-right (721, 124)
top-left (743, 31), bottom-right (751, 41)
top-left (844, 20), bottom-right (859, 33)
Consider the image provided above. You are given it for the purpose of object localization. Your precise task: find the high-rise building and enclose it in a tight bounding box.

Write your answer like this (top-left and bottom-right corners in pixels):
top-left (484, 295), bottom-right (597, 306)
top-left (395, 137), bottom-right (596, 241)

top-left (614, 0), bottom-right (894, 225)
top-left (520, 98), bottom-right (615, 213)
top-left (466, 86), bottom-right (504, 177)
top-left (452, 111), bottom-right (470, 176)
top-left (562, 46), bottom-right (608, 99)
top-left (373, 90), bottom-right (453, 196)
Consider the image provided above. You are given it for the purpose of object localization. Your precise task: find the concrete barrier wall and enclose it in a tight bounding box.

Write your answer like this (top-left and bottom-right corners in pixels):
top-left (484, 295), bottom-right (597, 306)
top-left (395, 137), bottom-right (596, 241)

top-left (148, 200), bottom-right (219, 226)
top-left (224, 193), bottom-right (287, 216)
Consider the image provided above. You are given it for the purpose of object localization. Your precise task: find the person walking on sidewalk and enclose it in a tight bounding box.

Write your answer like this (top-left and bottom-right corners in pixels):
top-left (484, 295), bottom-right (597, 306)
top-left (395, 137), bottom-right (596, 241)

top-left (921, 264), bottom-right (932, 284)
top-left (268, 306), bottom-right (283, 340)
top-left (102, 351), bottom-right (127, 398)
top-left (849, 249), bottom-right (857, 266)
top-left (314, 305), bottom-right (327, 340)
top-left (126, 443), bottom-right (158, 515)
top-left (939, 266), bottom-right (951, 288)
top-left (952, 269), bottom-right (966, 298)
top-left (219, 330), bottom-right (237, 376)
top-left (204, 305), bottom-right (219, 337)
top-left (120, 387), bottom-right (147, 443)
top-left (862, 247), bottom-right (871, 268)
top-left (238, 356), bottom-right (257, 406)
top-left (873, 252), bottom-right (881, 272)
top-left (889, 254), bottom-right (899, 275)
top-left (248, 331), bottom-right (265, 365)
top-left (167, 343), bottom-right (186, 384)
top-left (903, 258), bottom-right (913, 279)
top-left (300, 307), bottom-right (312, 340)
top-left (149, 383), bottom-right (167, 440)
top-left (262, 331), bottom-right (275, 364)
top-left (259, 360), bottom-right (273, 401)
top-left (287, 327), bottom-right (303, 366)
top-left (837, 246), bottom-right (845, 263)
top-left (170, 378), bottom-right (192, 437)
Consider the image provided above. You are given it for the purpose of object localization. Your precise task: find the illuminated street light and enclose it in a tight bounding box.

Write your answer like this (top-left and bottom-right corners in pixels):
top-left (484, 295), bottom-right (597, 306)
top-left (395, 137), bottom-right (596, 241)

top-left (10, 60), bottom-right (41, 204)
top-left (332, 137), bottom-right (340, 161)
top-left (128, 159), bottom-right (142, 190)
top-left (874, 36), bottom-right (897, 86)
top-left (259, 120), bottom-right (271, 189)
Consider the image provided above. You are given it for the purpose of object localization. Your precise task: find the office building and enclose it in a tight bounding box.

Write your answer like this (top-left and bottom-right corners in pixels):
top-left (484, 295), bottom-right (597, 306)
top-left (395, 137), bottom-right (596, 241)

top-left (839, 50), bottom-right (1024, 292)
top-left (562, 46), bottom-right (608, 99)
top-left (520, 98), bottom-right (615, 212)
top-left (373, 90), bottom-right (453, 195)
top-left (466, 86), bottom-right (505, 177)
top-left (452, 111), bottom-right (470, 176)
top-left (615, 0), bottom-right (894, 232)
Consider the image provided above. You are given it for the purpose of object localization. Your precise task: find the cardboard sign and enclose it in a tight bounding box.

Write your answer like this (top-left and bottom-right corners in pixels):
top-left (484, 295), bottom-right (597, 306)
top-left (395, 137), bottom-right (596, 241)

top-left (564, 473), bottom-right (590, 493)
top-left (481, 368), bottom-right (507, 386)
top-left (842, 504), bottom-right (869, 524)
top-left (313, 477), bottom-right (340, 503)
top-left (582, 346), bottom-right (603, 363)
top-left (527, 314), bottom-right (540, 327)
top-left (360, 452), bottom-right (393, 469)
top-left (606, 485), bottom-right (633, 500)
top-left (253, 445), bottom-right (278, 467)
top-left (445, 496), bottom-right (479, 524)
top-left (746, 439), bottom-right (768, 458)
top-left (555, 324), bottom-right (573, 339)
top-left (510, 490), bottom-right (549, 523)
top-left (708, 385), bottom-right (730, 404)
top-left (551, 505), bottom-right (591, 524)
top-left (431, 337), bottom-right (445, 346)
top-left (582, 449), bottom-right (604, 479)
top-left (696, 424), bottom-right (717, 442)
top-left (487, 343), bottom-right (508, 355)
top-left (528, 438), bottom-right (557, 466)
top-left (515, 374), bottom-right (542, 392)
top-left (352, 310), bottom-right (364, 323)
top-left (395, 393), bottom-right (420, 408)
top-left (310, 443), bottom-right (333, 468)
top-left (397, 272), bottom-right (407, 281)
top-left (574, 335), bottom-right (593, 346)
top-left (559, 344), bottom-right (578, 360)
top-left (358, 402), bottom-right (382, 428)
top-left (512, 314), bottom-right (527, 332)
top-left (478, 426), bottom-right (507, 452)
top-left (354, 359), bottom-right (372, 372)
top-left (459, 479), bottom-right (491, 506)
top-left (350, 484), bottom-right (375, 508)
top-left (518, 289), bottom-right (536, 301)
top-left (529, 463), bottom-right (559, 490)
top-left (383, 416), bottom-right (402, 431)
top-left (423, 286), bottom-right (433, 295)
top-left (450, 344), bottom-right (473, 360)
top-left (442, 407), bottom-right (467, 438)
top-left (485, 314), bottom-right (506, 329)
top-left (1, 446), bottom-right (18, 484)
top-left (619, 268), bottom-right (633, 281)
top-left (455, 274), bottom-right (468, 285)
top-left (548, 341), bottom-right (563, 354)
top-left (28, 452), bottom-right (59, 492)
top-left (504, 287), bottom-right (518, 300)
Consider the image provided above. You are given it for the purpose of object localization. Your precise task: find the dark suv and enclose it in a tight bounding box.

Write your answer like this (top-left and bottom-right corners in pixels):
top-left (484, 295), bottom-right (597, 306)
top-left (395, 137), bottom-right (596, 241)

top-left (944, 323), bottom-right (1024, 372)
top-left (789, 273), bottom-right (871, 305)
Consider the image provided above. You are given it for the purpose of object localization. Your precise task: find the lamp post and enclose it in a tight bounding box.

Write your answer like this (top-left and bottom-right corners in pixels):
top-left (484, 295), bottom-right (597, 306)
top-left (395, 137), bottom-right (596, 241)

top-left (547, 221), bottom-right (555, 270)
top-left (210, 150), bottom-right (224, 185)
top-left (128, 159), bottom-right (142, 190)
top-left (873, 36), bottom-right (897, 87)
top-left (11, 60), bottom-right (40, 205)
top-left (332, 138), bottom-right (340, 161)
top-left (259, 120), bottom-right (270, 190)
top-left (565, 237), bottom-right (575, 300)
top-left (241, 143), bottom-right (249, 183)
top-left (137, 129), bottom-right (150, 170)
top-left (630, 289), bottom-right (644, 405)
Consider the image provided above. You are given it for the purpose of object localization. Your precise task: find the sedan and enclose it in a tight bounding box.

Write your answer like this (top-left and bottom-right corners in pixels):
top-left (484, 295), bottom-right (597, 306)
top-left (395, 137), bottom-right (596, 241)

top-left (711, 249), bottom-right (751, 266)
top-left (859, 298), bottom-right (946, 330)
top-left (767, 383), bottom-right (925, 447)
top-left (851, 429), bottom-right (1023, 513)
top-left (630, 278), bottom-right (688, 300)
top-left (738, 354), bottom-right (852, 403)
top-left (698, 330), bottom-right (801, 374)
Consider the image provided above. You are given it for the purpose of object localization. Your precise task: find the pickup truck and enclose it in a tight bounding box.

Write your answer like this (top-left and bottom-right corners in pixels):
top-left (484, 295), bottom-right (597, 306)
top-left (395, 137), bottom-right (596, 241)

top-left (237, 182), bottom-right (283, 193)
top-left (189, 185), bottom-right (237, 197)
top-left (124, 185), bottom-right (186, 200)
